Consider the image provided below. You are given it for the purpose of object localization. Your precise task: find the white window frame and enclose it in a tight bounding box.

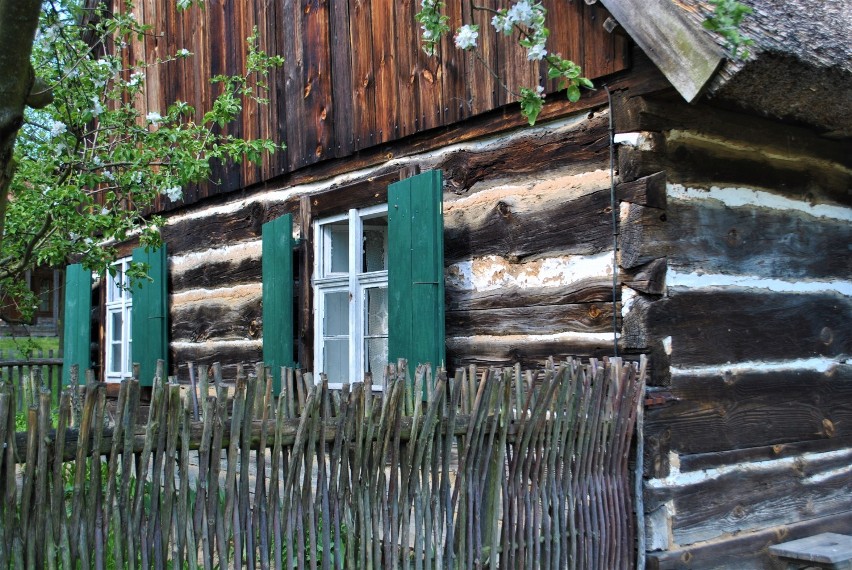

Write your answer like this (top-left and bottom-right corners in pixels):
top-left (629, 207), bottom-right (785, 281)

top-left (313, 205), bottom-right (388, 388)
top-left (104, 257), bottom-right (132, 382)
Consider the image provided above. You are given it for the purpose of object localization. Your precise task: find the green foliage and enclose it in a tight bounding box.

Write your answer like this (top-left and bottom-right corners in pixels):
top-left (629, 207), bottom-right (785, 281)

top-left (703, 0), bottom-right (754, 59)
top-left (3, 1), bottom-right (284, 318)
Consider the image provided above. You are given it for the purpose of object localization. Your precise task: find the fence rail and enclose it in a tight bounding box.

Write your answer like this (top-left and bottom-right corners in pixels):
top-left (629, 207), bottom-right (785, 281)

top-left (0, 356), bottom-right (645, 569)
top-left (0, 347), bottom-right (63, 407)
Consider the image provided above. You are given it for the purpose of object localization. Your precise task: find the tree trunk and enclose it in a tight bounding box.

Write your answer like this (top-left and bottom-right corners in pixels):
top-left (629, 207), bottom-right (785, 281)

top-left (0, 0), bottom-right (42, 246)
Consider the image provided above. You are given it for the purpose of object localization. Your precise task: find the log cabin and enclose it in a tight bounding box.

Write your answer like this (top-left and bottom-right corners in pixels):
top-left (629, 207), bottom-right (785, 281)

top-left (60, 0), bottom-right (851, 567)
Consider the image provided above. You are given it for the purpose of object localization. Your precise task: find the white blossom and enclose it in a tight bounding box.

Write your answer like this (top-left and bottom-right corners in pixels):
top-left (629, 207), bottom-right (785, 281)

top-left (131, 171), bottom-right (143, 184)
top-left (492, 14), bottom-right (513, 34)
top-left (508, 1), bottom-right (535, 26)
top-left (146, 111), bottom-right (163, 125)
top-left (162, 186), bottom-right (183, 201)
top-left (92, 156), bottom-right (103, 167)
top-left (91, 98), bottom-right (104, 117)
top-left (177, 48), bottom-right (191, 57)
top-left (102, 170), bottom-right (114, 181)
top-left (49, 121), bottom-right (67, 138)
top-left (527, 43), bottom-right (547, 60)
top-left (129, 72), bottom-right (144, 86)
top-left (177, 0), bottom-right (192, 9)
top-left (454, 25), bottom-right (479, 50)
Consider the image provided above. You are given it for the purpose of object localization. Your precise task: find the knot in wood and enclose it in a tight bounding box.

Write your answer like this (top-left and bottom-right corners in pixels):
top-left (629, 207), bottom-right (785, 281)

top-left (496, 201), bottom-right (512, 218)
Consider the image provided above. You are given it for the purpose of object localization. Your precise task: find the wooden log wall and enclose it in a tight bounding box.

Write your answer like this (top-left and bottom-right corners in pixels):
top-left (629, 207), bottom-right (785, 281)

top-left (118, 0), bottom-right (627, 211)
top-left (611, 91), bottom-right (852, 568)
top-left (160, 93), bottom-right (674, 376)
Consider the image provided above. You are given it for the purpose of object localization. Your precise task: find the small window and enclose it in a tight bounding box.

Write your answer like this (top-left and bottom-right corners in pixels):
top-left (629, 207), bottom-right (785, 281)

top-left (314, 206), bottom-right (388, 387)
top-left (105, 258), bottom-right (132, 381)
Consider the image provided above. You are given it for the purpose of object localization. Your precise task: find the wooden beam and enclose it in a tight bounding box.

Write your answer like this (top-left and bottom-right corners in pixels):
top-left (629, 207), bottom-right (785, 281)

top-left (598, 0), bottom-right (725, 102)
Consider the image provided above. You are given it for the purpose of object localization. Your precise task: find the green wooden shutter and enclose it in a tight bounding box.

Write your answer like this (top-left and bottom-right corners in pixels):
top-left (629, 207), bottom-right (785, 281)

top-left (131, 245), bottom-right (168, 386)
top-left (62, 264), bottom-right (92, 385)
top-left (262, 213), bottom-right (294, 392)
top-left (388, 170), bottom-right (445, 375)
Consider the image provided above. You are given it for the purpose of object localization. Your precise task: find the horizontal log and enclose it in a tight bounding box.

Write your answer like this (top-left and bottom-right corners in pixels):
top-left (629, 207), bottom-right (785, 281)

top-left (622, 197), bottom-right (852, 278)
top-left (162, 201), bottom-right (277, 256)
top-left (647, 510), bottom-right (852, 570)
top-left (445, 184), bottom-right (616, 264)
top-left (680, 435), bottom-right (852, 474)
top-left (170, 342), bottom-right (265, 378)
top-left (646, 448), bottom-right (852, 546)
top-left (440, 112), bottom-right (610, 193)
top-left (614, 92), bottom-right (852, 174)
top-left (622, 258), bottom-right (667, 295)
top-left (447, 335), bottom-right (620, 371)
top-left (171, 297), bottom-right (263, 343)
top-left (446, 302), bottom-right (616, 337)
top-left (645, 365), bottom-right (852, 458)
top-left (170, 256), bottom-right (262, 292)
top-left (446, 280), bottom-right (616, 311)
top-left (635, 290), bottom-right (852, 366)
top-left (618, 131), bottom-right (851, 204)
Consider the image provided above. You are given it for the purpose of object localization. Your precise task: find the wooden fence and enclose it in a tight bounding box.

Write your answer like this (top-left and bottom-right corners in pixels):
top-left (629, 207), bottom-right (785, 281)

top-left (0, 348), bottom-right (63, 407)
top-left (0, 356), bottom-right (645, 569)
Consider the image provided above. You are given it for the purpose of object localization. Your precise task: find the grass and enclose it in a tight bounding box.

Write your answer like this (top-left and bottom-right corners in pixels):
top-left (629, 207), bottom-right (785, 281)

top-left (0, 335), bottom-right (60, 357)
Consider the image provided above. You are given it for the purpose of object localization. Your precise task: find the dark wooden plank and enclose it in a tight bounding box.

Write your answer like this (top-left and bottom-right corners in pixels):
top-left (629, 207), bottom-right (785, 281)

top-left (438, 0), bottom-right (466, 125)
top-left (581, 2), bottom-right (628, 80)
top-left (621, 258), bottom-right (667, 296)
top-left (646, 448), bottom-right (852, 546)
top-left (282, 0), bottom-right (307, 170)
top-left (349, 0), bottom-right (376, 150)
top-left (446, 302), bottom-right (615, 337)
top-left (646, 366), bottom-right (852, 458)
top-left (369, 0), bottom-right (398, 143)
top-left (647, 510), bottom-right (852, 570)
top-left (171, 298), bottom-right (262, 343)
top-left (622, 199), bottom-right (852, 279)
top-left (302, 0), bottom-right (333, 163)
top-left (638, 290), bottom-right (852, 367)
top-left (543, 0), bottom-right (584, 97)
top-left (328, 0), bottom-right (354, 156)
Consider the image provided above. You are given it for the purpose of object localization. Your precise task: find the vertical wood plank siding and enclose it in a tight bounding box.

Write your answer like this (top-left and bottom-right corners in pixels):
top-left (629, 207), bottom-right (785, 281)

top-left (124, 0), bottom-right (626, 211)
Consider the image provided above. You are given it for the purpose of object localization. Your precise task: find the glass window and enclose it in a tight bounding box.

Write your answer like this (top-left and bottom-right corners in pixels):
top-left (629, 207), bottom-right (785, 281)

top-left (314, 206), bottom-right (388, 387)
top-left (105, 258), bottom-right (132, 381)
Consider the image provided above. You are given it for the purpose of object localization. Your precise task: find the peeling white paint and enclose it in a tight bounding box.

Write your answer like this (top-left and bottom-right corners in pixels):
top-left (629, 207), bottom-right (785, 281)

top-left (171, 283), bottom-right (261, 306)
top-left (667, 270), bottom-right (852, 296)
top-left (447, 331), bottom-right (619, 345)
top-left (670, 357), bottom-right (850, 377)
top-left (613, 132), bottom-right (656, 150)
top-left (661, 336), bottom-right (672, 356)
top-left (621, 287), bottom-right (638, 318)
top-left (170, 240), bottom-right (261, 272)
top-left (805, 462), bottom-right (852, 485)
top-left (667, 183), bottom-right (852, 221)
top-left (446, 252), bottom-right (613, 291)
top-left (646, 447), bottom-right (852, 489)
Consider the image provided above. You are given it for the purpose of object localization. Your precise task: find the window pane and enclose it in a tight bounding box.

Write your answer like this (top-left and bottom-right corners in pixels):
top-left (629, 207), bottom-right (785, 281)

top-left (328, 222), bottom-right (349, 273)
top-left (365, 337), bottom-right (387, 385)
top-left (108, 266), bottom-right (123, 302)
top-left (110, 343), bottom-right (122, 373)
top-left (111, 311), bottom-right (123, 342)
top-left (362, 216), bottom-right (387, 272)
top-left (323, 291), bottom-right (349, 336)
top-left (365, 287), bottom-right (388, 335)
top-left (324, 339), bottom-right (349, 384)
